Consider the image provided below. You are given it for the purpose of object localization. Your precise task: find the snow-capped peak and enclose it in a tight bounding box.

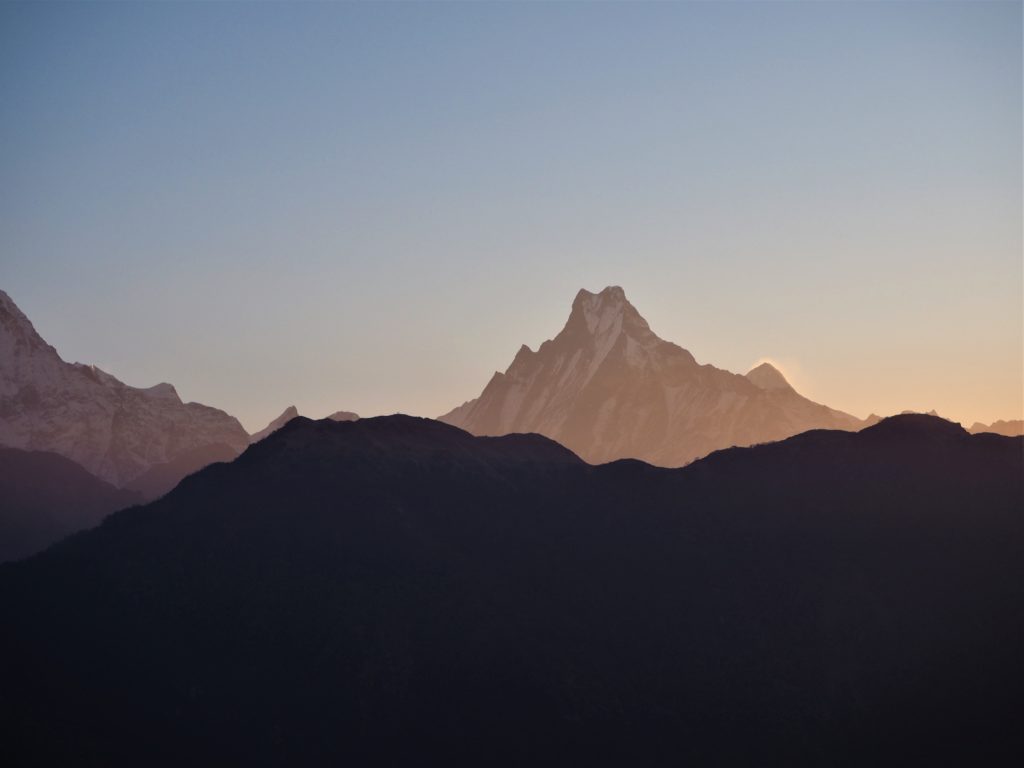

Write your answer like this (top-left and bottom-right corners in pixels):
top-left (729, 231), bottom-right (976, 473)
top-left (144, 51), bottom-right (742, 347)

top-left (439, 285), bottom-right (865, 467)
top-left (0, 289), bottom-right (54, 359)
top-left (0, 289), bottom-right (21, 315)
top-left (572, 286), bottom-right (628, 334)
top-left (567, 285), bottom-right (654, 340)
top-left (0, 290), bottom-right (249, 485)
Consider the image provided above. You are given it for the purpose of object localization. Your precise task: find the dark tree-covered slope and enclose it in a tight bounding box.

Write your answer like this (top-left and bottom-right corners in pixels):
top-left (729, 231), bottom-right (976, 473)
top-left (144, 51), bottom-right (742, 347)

top-left (1, 414), bottom-right (1020, 766)
top-left (0, 447), bottom-right (139, 563)
top-left (124, 442), bottom-right (240, 501)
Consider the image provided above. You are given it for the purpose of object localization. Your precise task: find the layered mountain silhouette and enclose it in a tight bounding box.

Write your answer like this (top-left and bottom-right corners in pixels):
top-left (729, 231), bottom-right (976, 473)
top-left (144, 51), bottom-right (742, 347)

top-left (0, 290), bottom-right (249, 487)
top-left (0, 291), bottom-right (369, 555)
top-left (250, 405), bottom-right (301, 443)
top-left (441, 286), bottom-right (864, 465)
top-left (970, 419), bottom-right (1024, 437)
top-left (123, 442), bottom-right (240, 501)
top-left (0, 447), bottom-right (139, 563)
top-left (2, 413), bottom-right (1020, 765)
top-left (250, 405), bottom-right (359, 443)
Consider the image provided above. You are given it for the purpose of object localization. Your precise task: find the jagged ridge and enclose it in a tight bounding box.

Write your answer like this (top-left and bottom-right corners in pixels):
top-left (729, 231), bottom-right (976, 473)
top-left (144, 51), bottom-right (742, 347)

top-left (440, 286), bottom-right (863, 466)
top-left (0, 289), bottom-right (249, 486)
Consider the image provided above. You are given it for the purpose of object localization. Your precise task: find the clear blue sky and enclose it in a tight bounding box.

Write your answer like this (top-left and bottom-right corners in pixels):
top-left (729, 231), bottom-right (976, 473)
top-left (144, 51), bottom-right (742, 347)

top-left (2, 1), bottom-right (1020, 431)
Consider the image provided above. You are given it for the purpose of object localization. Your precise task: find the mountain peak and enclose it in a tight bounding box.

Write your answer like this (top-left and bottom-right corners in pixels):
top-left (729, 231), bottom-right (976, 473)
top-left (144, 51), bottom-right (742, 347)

top-left (1, 290), bottom-right (249, 487)
top-left (0, 290), bottom-right (35, 331)
top-left (0, 289), bottom-right (19, 313)
top-left (568, 285), bottom-right (651, 337)
top-left (0, 289), bottom-right (55, 359)
top-left (745, 362), bottom-right (794, 392)
top-left (142, 382), bottom-right (181, 402)
top-left (573, 284), bottom-right (626, 303)
top-left (440, 286), bottom-right (862, 466)
top-left (250, 405), bottom-right (301, 443)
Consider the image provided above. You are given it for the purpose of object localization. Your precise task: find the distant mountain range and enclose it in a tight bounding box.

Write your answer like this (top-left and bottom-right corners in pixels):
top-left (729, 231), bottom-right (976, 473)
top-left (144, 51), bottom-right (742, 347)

top-left (970, 419), bottom-right (1024, 436)
top-left (250, 405), bottom-right (301, 443)
top-left (250, 405), bottom-right (358, 443)
top-left (1, 285), bottom-right (1017, 565)
top-left (2, 413), bottom-right (1020, 764)
top-left (441, 286), bottom-right (866, 465)
top-left (0, 290), bottom-right (363, 559)
top-left (1, 398), bottom-right (359, 561)
top-left (0, 290), bottom-right (249, 487)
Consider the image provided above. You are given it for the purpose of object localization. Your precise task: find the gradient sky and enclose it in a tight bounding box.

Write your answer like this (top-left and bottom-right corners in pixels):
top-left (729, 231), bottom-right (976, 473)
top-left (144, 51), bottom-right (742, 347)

top-left (1, 1), bottom-right (1020, 432)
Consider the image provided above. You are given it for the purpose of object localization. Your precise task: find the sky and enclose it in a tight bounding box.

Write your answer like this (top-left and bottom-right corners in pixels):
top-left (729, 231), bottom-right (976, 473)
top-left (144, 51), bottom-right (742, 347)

top-left (1, 1), bottom-right (1020, 432)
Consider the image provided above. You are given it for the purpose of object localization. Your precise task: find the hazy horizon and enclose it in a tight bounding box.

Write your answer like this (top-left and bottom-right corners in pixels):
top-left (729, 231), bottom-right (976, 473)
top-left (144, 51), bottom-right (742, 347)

top-left (2, 1), bottom-right (1021, 432)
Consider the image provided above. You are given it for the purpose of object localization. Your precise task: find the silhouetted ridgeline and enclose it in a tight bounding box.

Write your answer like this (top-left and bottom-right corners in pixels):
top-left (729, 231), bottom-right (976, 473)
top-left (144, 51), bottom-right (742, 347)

top-left (1, 414), bottom-right (1021, 765)
top-left (0, 447), bottom-right (140, 563)
top-left (123, 442), bottom-right (240, 502)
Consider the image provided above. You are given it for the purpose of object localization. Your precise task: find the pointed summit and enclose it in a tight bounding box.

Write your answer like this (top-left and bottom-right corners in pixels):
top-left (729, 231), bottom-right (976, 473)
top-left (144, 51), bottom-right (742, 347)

top-left (0, 289), bottom-right (58, 364)
top-left (250, 406), bottom-right (300, 443)
top-left (142, 382), bottom-right (181, 402)
top-left (0, 290), bottom-right (248, 486)
top-left (745, 362), bottom-right (794, 393)
top-left (0, 289), bottom-right (26, 319)
top-left (440, 286), bottom-right (865, 466)
top-left (567, 286), bottom-right (650, 337)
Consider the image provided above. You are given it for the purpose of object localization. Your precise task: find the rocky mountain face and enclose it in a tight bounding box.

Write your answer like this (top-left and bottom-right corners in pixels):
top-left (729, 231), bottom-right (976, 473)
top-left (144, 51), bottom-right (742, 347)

top-left (0, 290), bottom-right (249, 487)
top-left (2, 414), bottom-right (1020, 764)
top-left (440, 286), bottom-right (863, 466)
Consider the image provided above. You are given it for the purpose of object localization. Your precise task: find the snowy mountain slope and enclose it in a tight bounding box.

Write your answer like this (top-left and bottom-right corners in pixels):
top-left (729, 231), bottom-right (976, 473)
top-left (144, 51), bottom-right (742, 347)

top-left (0, 290), bottom-right (249, 486)
top-left (440, 286), bottom-right (864, 466)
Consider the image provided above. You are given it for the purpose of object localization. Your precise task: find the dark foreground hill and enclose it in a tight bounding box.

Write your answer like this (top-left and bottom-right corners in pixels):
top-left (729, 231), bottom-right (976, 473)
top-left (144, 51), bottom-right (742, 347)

top-left (1, 415), bottom-right (1021, 766)
top-left (0, 447), bottom-right (139, 563)
top-left (123, 441), bottom-right (241, 502)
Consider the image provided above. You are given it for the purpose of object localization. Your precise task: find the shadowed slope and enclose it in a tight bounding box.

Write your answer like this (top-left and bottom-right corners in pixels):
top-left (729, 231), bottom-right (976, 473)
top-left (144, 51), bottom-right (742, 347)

top-left (0, 448), bottom-right (140, 563)
top-left (1, 414), bottom-right (1020, 766)
top-left (124, 442), bottom-right (241, 501)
